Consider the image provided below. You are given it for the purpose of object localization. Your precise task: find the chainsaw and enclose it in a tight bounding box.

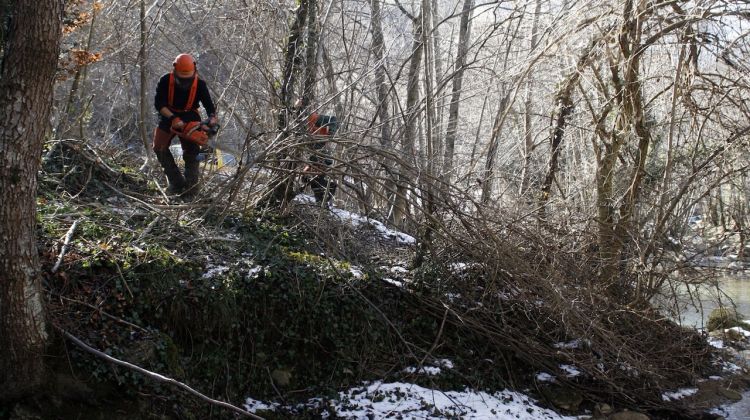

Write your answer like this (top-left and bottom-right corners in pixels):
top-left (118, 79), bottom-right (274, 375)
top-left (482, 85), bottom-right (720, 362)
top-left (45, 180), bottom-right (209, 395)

top-left (171, 119), bottom-right (220, 147)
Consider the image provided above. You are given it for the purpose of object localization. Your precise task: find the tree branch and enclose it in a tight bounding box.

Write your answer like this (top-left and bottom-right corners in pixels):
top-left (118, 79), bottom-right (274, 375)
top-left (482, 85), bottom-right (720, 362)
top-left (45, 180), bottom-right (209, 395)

top-left (58, 328), bottom-right (263, 419)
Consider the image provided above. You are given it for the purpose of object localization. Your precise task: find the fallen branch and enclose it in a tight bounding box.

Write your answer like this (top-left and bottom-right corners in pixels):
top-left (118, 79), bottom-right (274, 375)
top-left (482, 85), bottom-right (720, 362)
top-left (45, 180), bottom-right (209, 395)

top-left (52, 220), bottom-right (79, 273)
top-left (58, 327), bottom-right (263, 419)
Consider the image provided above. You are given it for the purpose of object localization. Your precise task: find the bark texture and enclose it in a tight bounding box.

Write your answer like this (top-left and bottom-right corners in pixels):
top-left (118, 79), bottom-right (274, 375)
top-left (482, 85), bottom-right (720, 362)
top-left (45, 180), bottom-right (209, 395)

top-left (0, 0), bottom-right (64, 400)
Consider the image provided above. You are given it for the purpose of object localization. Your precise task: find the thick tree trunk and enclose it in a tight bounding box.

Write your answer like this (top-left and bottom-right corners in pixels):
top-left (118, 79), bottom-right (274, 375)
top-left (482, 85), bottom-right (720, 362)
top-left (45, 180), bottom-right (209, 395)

top-left (599, 0), bottom-right (651, 297)
top-left (0, 0), bottom-right (63, 400)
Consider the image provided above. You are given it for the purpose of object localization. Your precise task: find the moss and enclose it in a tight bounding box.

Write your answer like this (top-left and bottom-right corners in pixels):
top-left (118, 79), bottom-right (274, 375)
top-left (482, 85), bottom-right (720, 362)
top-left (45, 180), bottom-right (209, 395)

top-left (707, 307), bottom-right (744, 332)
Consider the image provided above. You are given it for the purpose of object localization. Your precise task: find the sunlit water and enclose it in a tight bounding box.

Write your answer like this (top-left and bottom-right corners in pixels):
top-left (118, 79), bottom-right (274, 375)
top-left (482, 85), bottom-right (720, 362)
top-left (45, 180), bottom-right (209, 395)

top-left (665, 275), bottom-right (750, 329)
top-left (657, 274), bottom-right (750, 418)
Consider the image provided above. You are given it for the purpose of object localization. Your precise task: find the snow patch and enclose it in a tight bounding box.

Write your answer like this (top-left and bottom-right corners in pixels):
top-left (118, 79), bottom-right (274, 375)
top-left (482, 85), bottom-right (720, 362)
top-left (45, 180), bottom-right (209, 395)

top-left (559, 364), bottom-right (581, 378)
top-left (404, 359), bottom-right (454, 376)
top-left (536, 372), bottom-right (556, 382)
top-left (554, 339), bottom-right (585, 350)
top-left (349, 266), bottom-right (364, 279)
top-left (404, 365), bottom-right (443, 376)
top-left (331, 208), bottom-right (416, 245)
top-left (383, 278), bottom-right (404, 287)
top-left (708, 337), bottom-right (725, 349)
top-left (331, 381), bottom-right (576, 419)
top-left (244, 397), bottom-right (279, 413)
top-left (662, 387), bottom-right (698, 401)
top-left (202, 264), bottom-right (230, 279)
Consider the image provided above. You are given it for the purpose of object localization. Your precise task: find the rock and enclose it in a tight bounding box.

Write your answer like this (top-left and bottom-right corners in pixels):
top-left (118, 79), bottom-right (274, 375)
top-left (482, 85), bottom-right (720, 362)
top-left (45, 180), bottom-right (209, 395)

top-left (540, 386), bottom-right (583, 411)
top-left (723, 328), bottom-right (745, 342)
top-left (708, 307), bottom-right (744, 332)
top-left (592, 403), bottom-right (614, 418)
top-left (608, 410), bottom-right (650, 420)
top-left (719, 387), bottom-right (743, 402)
top-left (271, 368), bottom-right (292, 387)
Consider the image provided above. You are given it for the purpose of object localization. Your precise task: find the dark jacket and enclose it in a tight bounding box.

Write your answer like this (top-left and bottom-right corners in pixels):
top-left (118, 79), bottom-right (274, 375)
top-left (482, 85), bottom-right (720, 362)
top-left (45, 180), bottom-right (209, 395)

top-left (154, 73), bottom-right (216, 131)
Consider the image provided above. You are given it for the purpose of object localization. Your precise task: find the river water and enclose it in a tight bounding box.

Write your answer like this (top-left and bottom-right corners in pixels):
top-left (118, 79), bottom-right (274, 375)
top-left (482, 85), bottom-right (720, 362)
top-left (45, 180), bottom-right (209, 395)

top-left (665, 274), bottom-right (750, 329)
top-left (658, 274), bottom-right (750, 418)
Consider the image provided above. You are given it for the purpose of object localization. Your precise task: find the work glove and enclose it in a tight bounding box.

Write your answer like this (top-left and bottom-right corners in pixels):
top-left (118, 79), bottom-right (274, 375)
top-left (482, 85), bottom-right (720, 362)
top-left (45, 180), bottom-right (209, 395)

top-left (171, 116), bottom-right (185, 130)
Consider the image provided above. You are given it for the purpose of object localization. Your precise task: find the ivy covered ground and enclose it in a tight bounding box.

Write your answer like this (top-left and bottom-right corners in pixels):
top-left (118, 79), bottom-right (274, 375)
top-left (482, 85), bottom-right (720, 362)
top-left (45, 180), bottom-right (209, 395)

top-left (3, 140), bottom-right (748, 419)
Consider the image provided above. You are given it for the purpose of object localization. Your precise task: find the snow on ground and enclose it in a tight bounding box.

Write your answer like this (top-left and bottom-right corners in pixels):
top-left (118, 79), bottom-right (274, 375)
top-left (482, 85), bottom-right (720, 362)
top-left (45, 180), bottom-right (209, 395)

top-left (559, 365), bottom-right (581, 378)
top-left (245, 381), bottom-right (577, 419)
top-left (708, 337), bottom-right (725, 348)
top-left (536, 372), bottom-right (556, 382)
top-left (291, 193), bottom-right (416, 244)
top-left (661, 387), bottom-right (698, 401)
top-left (202, 264), bottom-right (230, 279)
top-left (403, 359), bottom-right (454, 376)
top-left (554, 339), bottom-right (586, 350)
top-left (332, 381), bottom-right (575, 420)
top-left (330, 207), bottom-right (416, 245)
top-left (349, 266), bottom-right (365, 279)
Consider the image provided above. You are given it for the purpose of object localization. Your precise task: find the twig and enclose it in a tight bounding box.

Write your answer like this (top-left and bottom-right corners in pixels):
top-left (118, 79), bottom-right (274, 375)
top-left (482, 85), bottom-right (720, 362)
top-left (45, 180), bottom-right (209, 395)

top-left (54, 294), bottom-right (150, 334)
top-left (58, 327), bottom-right (263, 419)
top-left (185, 236), bottom-right (241, 244)
top-left (52, 220), bottom-right (79, 273)
top-left (418, 306), bottom-right (449, 368)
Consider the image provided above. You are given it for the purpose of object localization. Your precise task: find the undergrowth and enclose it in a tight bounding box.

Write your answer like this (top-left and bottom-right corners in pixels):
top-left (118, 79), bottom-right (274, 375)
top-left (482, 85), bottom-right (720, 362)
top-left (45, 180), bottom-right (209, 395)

top-left (13, 139), bottom-right (727, 420)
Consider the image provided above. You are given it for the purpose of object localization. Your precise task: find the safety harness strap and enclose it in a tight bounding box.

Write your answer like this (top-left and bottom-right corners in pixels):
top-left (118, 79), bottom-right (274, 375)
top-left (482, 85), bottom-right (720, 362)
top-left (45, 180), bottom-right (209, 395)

top-left (168, 72), bottom-right (199, 112)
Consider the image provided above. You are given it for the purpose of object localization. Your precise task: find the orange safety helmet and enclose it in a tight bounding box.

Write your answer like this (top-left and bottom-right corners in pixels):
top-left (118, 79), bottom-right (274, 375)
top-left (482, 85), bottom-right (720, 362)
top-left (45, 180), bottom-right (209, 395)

top-left (173, 53), bottom-right (196, 73)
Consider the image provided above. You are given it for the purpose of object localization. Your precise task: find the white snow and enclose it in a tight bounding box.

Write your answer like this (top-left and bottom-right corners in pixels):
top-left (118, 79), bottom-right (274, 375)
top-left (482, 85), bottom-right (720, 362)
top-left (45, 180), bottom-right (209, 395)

top-left (292, 193), bottom-right (316, 204)
top-left (330, 207), bottom-right (416, 245)
top-left (244, 397), bottom-right (279, 412)
top-left (403, 359), bottom-right (454, 376)
top-left (403, 365), bottom-right (443, 375)
top-left (536, 372), bottom-right (556, 382)
top-left (202, 264), bottom-right (230, 279)
top-left (247, 265), bottom-right (264, 277)
top-left (559, 364), bottom-right (581, 378)
top-left (554, 339), bottom-right (585, 350)
top-left (245, 381), bottom-right (577, 419)
top-left (708, 337), bottom-right (725, 349)
top-left (390, 266), bottom-right (409, 274)
top-left (349, 266), bottom-right (364, 279)
top-left (292, 193), bottom-right (416, 244)
top-left (383, 277), bottom-right (404, 287)
top-left (662, 387), bottom-right (698, 401)
top-left (330, 381), bottom-right (576, 420)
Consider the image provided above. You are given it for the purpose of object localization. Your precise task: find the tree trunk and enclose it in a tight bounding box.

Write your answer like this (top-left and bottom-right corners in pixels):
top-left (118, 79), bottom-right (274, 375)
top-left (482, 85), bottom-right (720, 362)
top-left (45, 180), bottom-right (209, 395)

top-left (0, 0), bottom-right (63, 400)
top-left (138, 0), bottom-right (152, 170)
top-left (480, 87), bottom-right (510, 203)
top-left (302, 0), bottom-right (318, 105)
top-left (369, 0), bottom-right (397, 220)
top-left (278, 0), bottom-right (309, 129)
top-left (539, 39), bottom-right (598, 214)
top-left (442, 0), bottom-right (473, 183)
top-left (519, 0), bottom-right (542, 196)
top-left (394, 13), bottom-right (423, 228)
